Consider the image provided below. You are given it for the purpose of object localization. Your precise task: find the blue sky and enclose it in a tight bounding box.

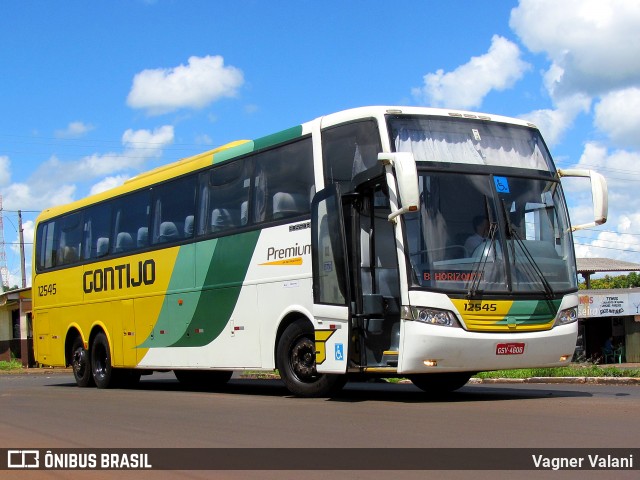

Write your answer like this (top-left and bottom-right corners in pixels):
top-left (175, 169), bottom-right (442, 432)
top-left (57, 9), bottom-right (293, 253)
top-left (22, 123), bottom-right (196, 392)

top-left (1, 0), bottom-right (640, 287)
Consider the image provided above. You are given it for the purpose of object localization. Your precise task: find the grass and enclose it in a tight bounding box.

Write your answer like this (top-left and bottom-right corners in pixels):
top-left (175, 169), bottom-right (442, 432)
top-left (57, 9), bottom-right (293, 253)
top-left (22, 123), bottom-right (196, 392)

top-left (474, 364), bottom-right (640, 379)
top-left (0, 359), bottom-right (22, 371)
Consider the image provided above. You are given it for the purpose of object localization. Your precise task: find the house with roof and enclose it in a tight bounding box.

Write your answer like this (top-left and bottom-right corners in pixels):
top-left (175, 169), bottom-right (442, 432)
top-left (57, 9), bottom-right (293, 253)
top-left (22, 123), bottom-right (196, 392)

top-left (0, 287), bottom-right (33, 366)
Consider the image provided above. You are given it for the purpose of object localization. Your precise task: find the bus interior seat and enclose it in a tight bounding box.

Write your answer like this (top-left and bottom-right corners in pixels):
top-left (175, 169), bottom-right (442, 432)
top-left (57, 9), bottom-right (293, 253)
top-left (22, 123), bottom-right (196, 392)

top-left (158, 222), bottom-right (180, 243)
top-left (184, 215), bottom-right (194, 237)
top-left (96, 237), bottom-right (110, 257)
top-left (114, 232), bottom-right (133, 252)
top-left (272, 192), bottom-right (306, 219)
top-left (240, 201), bottom-right (248, 226)
top-left (211, 208), bottom-right (235, 232)
top-left (137, 227), bottom-right (148, 248)
top-left (61, 245), bottom-right (79, 264)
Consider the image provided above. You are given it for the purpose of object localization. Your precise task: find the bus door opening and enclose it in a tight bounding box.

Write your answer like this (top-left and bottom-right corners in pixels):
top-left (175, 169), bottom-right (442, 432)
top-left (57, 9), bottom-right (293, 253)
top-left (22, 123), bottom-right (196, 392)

top-left (350, 183), bottom-right (401, 369)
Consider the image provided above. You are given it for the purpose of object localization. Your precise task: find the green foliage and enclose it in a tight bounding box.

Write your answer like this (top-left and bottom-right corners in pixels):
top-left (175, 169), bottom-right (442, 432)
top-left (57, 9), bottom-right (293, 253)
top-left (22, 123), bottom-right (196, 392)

top-left (579, 272), bottom-right (640, 290)
top-left (475, 364), bottom-right (640, 378)
top-left (0, 359), bottom-right (22, 371)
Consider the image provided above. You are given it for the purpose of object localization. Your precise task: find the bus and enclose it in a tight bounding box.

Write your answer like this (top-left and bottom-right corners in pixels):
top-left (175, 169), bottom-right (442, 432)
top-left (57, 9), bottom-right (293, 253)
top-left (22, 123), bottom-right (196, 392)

top-left (32, 106), bottom-right (608, 397)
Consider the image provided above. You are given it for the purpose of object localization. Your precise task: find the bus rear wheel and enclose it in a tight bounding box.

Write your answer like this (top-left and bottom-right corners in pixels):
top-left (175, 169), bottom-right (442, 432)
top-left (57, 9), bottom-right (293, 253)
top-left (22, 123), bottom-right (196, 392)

top-left (276, 319), bottom-right (345, 397)
top-left (91, 332), bottom-right (114, 389)
top-left (71, 336), bottom-right (94, 388)
top-left (409, 372), bottom-right (472, 394)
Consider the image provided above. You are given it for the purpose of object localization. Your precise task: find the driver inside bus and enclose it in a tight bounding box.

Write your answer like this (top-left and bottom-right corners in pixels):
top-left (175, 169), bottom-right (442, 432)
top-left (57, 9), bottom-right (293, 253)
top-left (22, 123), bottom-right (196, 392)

top-left (464, 216), bottom-right (489, 256)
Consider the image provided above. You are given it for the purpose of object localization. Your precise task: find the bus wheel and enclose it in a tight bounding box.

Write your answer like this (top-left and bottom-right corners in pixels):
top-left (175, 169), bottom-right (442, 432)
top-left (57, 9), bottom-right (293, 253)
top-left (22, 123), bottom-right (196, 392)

top-left (71, 336), bottom-right (94, 388)
top-left (91, 332), bottom-right (114, 389)
top-left (409, 372), bottom-right (472, 394)
top-left (174, 370), bottom-right (233, 390)
top-left (276, 319), bottom-right (345, 397)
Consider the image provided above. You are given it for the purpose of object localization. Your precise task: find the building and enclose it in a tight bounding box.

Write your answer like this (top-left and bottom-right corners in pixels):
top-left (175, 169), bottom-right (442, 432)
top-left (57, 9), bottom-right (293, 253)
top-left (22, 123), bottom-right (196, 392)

top-left (576, 258), bottom-right (640, 363)
top-left (0, 287), bottom-right (33, 366)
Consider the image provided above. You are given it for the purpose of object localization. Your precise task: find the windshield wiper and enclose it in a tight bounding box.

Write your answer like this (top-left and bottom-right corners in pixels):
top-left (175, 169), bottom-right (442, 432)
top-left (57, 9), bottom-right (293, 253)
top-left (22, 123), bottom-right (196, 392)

top-left (500, 200), bottom-right (554, 298)
top-left (467, 196), bottom-right (498, 299)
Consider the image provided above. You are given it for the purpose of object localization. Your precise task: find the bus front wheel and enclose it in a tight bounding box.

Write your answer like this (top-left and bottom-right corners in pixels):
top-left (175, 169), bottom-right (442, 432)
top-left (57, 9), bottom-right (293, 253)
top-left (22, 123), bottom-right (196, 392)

top-left (276, 319), bottom-right (345, 397)
top-left (91, 332), bottom-right (114, 389)
top-left (71, 336), bottom-right (94, 388)
top-left (409, 372), bottom-right (472, 394)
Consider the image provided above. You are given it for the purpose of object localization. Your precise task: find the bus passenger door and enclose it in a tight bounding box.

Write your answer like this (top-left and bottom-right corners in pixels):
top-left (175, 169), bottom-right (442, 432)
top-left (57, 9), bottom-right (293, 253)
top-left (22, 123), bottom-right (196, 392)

top-left (311, 185), bottom-right (351, 374)
top-left (353, 183), bottom-right (401, 369)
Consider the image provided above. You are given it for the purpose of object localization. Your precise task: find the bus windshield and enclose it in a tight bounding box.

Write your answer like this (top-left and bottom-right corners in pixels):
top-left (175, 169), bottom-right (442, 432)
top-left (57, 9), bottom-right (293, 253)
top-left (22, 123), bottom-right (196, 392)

top-left (404, 170), bottom-right (577, 295)
top-left (390, 116), bottom-right (555, 171)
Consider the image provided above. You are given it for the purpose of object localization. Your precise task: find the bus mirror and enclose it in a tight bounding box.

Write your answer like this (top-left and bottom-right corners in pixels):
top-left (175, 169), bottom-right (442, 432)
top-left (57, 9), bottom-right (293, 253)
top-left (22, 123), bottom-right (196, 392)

top-left (558, 169), bottom-right (608, 231)
top-left (378, 152), bottom-right (420, 222)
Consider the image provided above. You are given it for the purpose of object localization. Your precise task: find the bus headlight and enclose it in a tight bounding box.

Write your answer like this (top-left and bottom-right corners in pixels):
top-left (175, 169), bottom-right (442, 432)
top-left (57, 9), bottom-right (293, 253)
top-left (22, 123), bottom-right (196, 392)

top-left (402, 306), bottom-right (460, 327)
top-left (554, 307), bottom-right (578, 327)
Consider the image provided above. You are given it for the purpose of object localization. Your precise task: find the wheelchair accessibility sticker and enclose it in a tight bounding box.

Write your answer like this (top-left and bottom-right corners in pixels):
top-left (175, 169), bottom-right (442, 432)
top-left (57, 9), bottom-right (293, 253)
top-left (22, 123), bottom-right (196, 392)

top-left (494, 176), bottom-right (510, 193)
top-left (335, 343), bottom-right (344, 361)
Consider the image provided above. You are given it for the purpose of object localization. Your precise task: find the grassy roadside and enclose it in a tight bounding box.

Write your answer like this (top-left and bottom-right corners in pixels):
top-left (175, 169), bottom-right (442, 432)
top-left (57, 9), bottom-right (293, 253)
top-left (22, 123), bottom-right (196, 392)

top-left (474, 364), bottom-right (640, 379)
top-left (2, 360), bottom-right (639, 378)
top-left (0, 360), bottom-right (22, 371)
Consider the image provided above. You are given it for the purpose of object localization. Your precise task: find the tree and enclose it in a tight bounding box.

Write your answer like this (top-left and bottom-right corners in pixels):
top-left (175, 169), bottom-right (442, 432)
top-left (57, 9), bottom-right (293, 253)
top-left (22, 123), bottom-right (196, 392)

top-left (579, 272), bottom-right (640, 290)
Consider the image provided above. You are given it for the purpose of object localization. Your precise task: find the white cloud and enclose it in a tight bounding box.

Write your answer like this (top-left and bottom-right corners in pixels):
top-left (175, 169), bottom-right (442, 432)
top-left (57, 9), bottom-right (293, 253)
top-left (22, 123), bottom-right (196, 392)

top-left (89, 175), bottom-right (130, 195)
top-left (127, 55), bottom-right (244, 115)
top-left (0, 156), bottom-right (10, 186)
top-left (2, 181), bottom-right (76, 211)
top-left (412, 35), bottom-right (530, 109)
top-left (55, 121), bottom-right (95, 139)
top-left (510, 0), bottom-right (640, 99)
top-left (2, 126), bottom-right (173, 211)
top-left (57, 125), bottom-right (174, 180)
top-left (566, 142), bottom-right (640, 261)
top-left (574, 142), bottom-right (640, 189)
top-left (519, 94), bottom-right (591, 147)
top-left (594, 88), bottom-right (640, 148)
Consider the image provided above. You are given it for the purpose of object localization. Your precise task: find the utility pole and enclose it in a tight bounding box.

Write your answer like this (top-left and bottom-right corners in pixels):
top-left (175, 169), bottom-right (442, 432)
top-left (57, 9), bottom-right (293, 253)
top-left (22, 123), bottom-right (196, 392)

top-left (0, 195), bottom-right (9, 291)
top-left (18, 210), bottom-right (26, 288)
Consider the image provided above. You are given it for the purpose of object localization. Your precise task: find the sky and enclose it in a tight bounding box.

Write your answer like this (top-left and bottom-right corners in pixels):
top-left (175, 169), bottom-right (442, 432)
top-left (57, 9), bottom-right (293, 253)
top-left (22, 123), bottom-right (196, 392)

top-left (2, 0), bottom-right (640, 288)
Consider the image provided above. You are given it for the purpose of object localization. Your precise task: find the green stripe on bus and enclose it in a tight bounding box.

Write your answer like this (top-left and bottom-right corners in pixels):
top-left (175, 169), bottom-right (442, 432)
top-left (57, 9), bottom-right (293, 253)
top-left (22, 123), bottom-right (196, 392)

top-left (496, 299), bottom-right (562, 326)
top-left (170, 230), bottom-right (260, 347)
top-left (253, 125), bottom-right (303, 151)
top-left (213, 125), bottom-right (304, 165)
top-left (213, 141), bottom-right (255, 164)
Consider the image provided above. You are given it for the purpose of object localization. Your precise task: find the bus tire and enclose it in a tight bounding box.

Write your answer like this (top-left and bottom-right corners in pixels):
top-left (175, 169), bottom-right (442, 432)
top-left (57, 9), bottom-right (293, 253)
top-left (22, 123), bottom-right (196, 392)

top-left (409, 372), bottom-right (472, 394)
top-left (71, 336), bottom-right (94, 388)
top-left (276, 319), bottom-right (345, 397)
top-left (91, 332), bottom-right (114, 389)
top-left (174, 370), bottom-right (233, 390)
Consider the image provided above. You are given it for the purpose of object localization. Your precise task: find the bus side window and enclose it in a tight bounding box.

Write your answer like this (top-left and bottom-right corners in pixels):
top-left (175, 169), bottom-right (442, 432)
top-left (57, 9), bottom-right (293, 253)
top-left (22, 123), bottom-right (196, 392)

top-left (252, 137), bottom-right (314, 223)
top-left (82, 202), bottom-right (111, 259)
top-left (198, 160), bottom-right (251, 236)
top-left (151, 174), bottom-right (197, 245)
top-left (321, 120), bottom-right (381, 189)
top-left (113, 189), bottom-right (151, 254)
top-left (57, 212), bottom-right (83, 266)
top-left (36, 221), bottom-right (57, 270)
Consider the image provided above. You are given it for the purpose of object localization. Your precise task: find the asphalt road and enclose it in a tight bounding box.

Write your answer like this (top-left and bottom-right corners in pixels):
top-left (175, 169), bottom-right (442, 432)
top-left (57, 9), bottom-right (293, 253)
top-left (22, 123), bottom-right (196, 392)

top-left (1, 372), bottom-right (639, 479)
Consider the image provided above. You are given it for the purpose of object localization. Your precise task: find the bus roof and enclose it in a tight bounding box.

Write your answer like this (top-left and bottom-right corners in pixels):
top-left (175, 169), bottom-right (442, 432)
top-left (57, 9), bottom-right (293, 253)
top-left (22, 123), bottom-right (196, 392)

top-left (35, 106), bottom-right (538, 222)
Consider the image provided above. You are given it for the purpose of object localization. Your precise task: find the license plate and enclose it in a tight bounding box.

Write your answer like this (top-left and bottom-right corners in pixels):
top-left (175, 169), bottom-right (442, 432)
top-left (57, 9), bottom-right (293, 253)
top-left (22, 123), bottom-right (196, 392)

top-left (496, 343), bottom-right (525, 355)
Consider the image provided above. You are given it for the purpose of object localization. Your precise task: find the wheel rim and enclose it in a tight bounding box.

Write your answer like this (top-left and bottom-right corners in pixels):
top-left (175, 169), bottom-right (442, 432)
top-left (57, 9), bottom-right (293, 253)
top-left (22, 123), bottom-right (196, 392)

top-left (289, 335), bottom-right (317, 383)
top-left (72, 348), bottom-right (87, 378)
top-left (93, 343), bottom-right (107, 381)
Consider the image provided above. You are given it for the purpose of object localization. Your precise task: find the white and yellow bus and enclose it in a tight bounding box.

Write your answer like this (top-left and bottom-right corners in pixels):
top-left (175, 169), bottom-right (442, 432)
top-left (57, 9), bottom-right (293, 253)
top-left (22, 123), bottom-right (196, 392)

top-left (33, 106), bottom-right (607, 396)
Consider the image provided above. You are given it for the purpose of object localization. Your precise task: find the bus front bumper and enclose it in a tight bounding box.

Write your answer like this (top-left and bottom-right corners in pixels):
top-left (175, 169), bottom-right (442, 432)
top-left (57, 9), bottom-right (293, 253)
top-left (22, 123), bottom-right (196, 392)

top-left (398, 320), bottom-right (578, 374)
